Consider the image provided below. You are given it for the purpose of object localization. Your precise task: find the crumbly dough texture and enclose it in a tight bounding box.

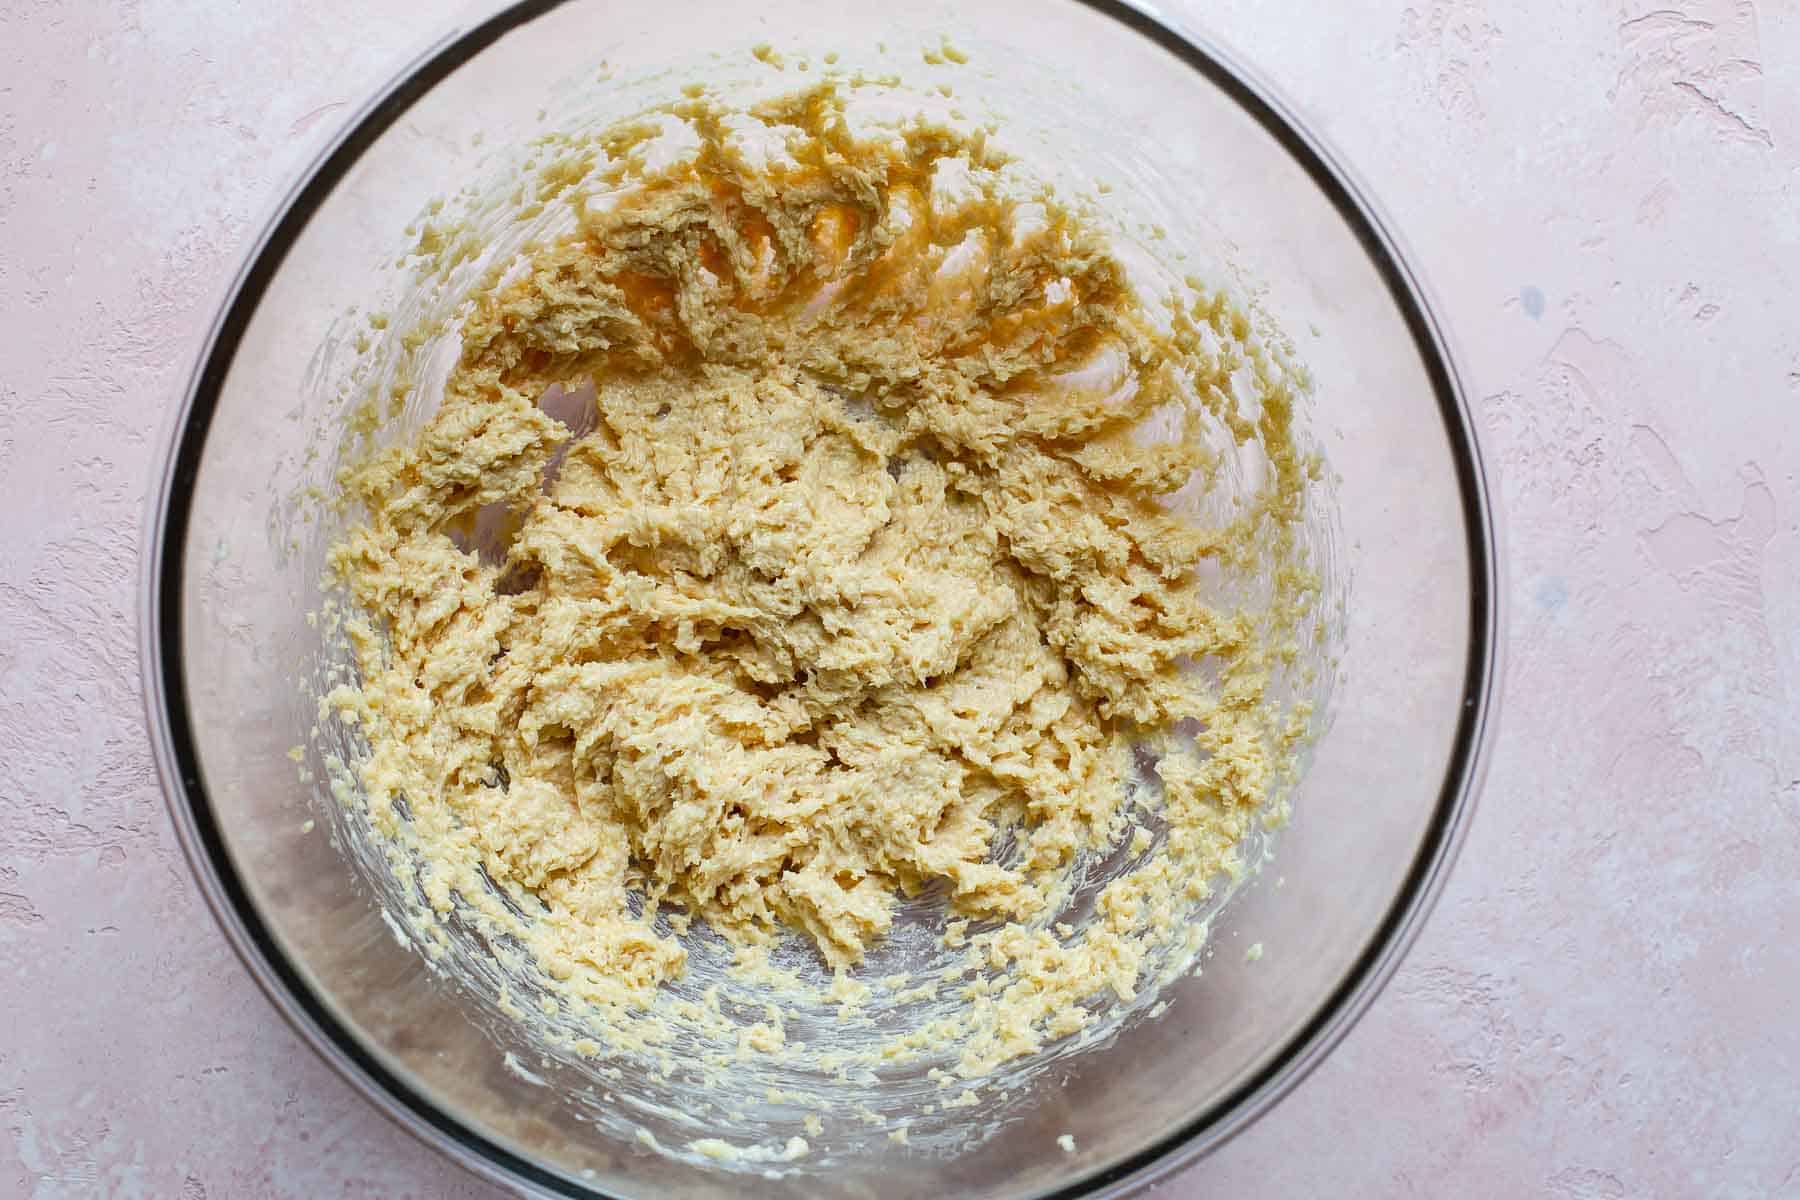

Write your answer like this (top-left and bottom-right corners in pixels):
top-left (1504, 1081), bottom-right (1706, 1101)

top-left (331, 82), bottom-right (1311, 1075)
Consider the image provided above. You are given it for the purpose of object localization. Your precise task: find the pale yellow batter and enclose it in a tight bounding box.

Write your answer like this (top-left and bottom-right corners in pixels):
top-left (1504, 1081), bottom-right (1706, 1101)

top-left (329, 80), bottom-right (1314, 1078)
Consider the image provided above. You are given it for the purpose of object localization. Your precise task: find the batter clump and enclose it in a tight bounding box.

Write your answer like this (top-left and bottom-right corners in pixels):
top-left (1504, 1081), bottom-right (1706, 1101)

top-left (330, 82), bottom-right (1311, 1072)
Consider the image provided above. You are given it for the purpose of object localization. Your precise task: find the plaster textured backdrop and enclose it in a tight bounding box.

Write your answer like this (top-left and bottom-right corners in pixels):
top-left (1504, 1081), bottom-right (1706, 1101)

top-left (3, 0), bottom-right (1797, 1195)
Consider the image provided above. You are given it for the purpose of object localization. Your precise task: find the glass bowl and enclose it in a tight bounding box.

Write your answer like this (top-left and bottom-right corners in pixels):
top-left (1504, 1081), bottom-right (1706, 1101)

top-left (140, 1), bottom-right (1500, 1196)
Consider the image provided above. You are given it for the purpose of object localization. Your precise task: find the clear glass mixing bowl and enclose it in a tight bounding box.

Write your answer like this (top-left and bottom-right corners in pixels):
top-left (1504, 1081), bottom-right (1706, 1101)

top-left (141, 2), bottom-right (1500, 1196)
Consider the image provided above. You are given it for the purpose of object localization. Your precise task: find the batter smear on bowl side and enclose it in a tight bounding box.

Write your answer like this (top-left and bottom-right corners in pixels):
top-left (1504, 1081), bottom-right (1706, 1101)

top-left (327, 80), bottom-right (1319, 1077)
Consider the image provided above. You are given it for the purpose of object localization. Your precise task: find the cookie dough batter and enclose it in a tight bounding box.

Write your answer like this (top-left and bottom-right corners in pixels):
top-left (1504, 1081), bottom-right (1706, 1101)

top-left (330, 81), bottom-right (1312, 1074)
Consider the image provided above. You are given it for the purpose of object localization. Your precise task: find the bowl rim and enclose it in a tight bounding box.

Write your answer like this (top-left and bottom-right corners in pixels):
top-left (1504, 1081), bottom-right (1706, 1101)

top-left (138, 2), bottom-right (1504, 1196)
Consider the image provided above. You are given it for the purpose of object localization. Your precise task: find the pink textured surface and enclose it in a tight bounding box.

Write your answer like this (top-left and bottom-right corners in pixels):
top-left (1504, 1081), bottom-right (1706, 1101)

top-left (3, 1), bottom-right (1796, 1195)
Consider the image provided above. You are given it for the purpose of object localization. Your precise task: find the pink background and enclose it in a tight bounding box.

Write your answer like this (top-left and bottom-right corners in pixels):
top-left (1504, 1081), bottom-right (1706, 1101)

top-left (4, 0), bottom-right (1797, 1195)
